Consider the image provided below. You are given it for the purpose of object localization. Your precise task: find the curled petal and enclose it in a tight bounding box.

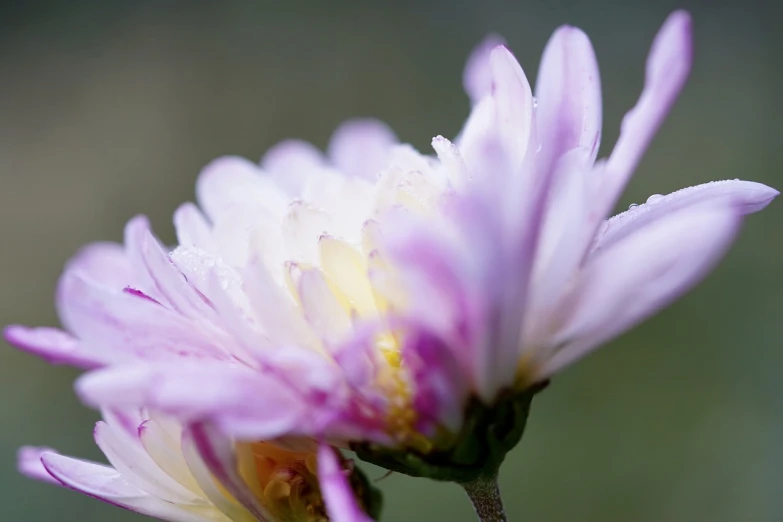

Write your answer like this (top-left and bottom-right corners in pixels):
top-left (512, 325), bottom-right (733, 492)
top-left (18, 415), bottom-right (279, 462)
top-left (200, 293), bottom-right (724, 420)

top-left (317, 444), bottom-right (374, 522)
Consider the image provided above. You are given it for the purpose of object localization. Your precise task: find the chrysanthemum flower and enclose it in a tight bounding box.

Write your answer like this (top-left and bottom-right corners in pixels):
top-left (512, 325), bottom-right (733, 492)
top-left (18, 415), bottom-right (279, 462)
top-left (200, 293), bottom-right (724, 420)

top-left (6, 9), bottom-right (777, 520)
top-left (18, 408), bottom-right (378, 522)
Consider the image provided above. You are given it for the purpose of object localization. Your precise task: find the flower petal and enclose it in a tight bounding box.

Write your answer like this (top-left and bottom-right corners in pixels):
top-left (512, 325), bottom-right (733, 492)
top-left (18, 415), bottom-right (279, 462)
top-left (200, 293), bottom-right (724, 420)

top-left (327, 118), bottom-right (397, 180)
top-left (317, 444), bottom-right (373, 522)
top-left (260, 139), bottom-right (324, 195)
top-left (600, 10), bottom-right (693, 216)
top-left (56, 270), bottom-right (227, 363)
top-left (592, 179), bottom-right (779, 254)
top-left (40, 452), bottom-right (213, 522)
top-left (195, 156), bottom-right (287, 221)
top-left (94, 420), bottom-right (201, 505)
top-left (188, 423), bottom-right (272, 522)
top-left (534, 25), bottom-right (602, 165)
top-left (18, 446), bottom-right (59, 485)
top-left (5, 325), bottom-right (101, 368)
top-left (541, 202), bottom-right (741, 377)
top-left (174, 203), bottom-right (216, 252)
top-left (180, 429), bottom-right (259, 522)
top-left (76, 363), bottom-right (314, 440)
top-left (463, 34), bottom-right (506, 105)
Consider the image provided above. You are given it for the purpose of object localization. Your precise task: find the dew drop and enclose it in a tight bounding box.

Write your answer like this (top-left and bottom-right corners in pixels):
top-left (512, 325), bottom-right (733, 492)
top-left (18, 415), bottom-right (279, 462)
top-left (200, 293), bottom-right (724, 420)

top-left (628, 203), bottom-right (639, 209)
top-left (646, 193), bottom-right (663, 204)
top-left (532, 97), bottom-right (538, 109)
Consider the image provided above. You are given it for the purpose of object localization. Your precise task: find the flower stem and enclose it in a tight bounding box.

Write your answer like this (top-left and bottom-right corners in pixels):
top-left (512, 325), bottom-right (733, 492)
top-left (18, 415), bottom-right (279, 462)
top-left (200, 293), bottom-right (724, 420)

top-left (462, 474), bottom-right (507, 522)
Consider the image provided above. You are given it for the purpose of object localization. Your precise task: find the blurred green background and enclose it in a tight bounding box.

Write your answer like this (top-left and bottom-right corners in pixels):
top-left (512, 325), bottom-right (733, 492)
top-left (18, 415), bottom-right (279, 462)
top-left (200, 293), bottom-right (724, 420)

top-left (1, 1), bottom-right (781, 521)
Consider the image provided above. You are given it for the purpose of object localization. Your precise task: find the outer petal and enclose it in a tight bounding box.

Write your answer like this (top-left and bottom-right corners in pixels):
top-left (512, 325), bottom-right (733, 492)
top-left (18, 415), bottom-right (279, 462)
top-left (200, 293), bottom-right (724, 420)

top-left (40, 452), bottom-right (213, 522)
top-left (18, 446), bottom-right (59, 485)
top-left (534, 25), bottom-right (602, 165)
top-left (75, 363), bottom-right (317, 440)
top-left (60, 241), bottom-right (131, 290)
top-left (599, 10), bottom-right (693, 217)
top-left (541, 202), bottom-right (741, 377)
top-left (591, 179), bottom-right (779, 254)
top-left (317, 444), bottom-right (374, 522)
top-left (463, 34), bottom-right (506, 105)
top-left (327, 118), bottom-right (397, 180)
top-left (4, 325), bottom-right (101, 368)
top-left (56, 271), bottom-right (227, 363)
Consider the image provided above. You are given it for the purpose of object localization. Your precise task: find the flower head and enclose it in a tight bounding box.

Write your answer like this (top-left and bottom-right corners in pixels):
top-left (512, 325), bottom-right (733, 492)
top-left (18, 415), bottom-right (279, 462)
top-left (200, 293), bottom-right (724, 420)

top-left (19, 409), bottom-right (379, 522)
top-left (7, 10), bottom-right (777, 485)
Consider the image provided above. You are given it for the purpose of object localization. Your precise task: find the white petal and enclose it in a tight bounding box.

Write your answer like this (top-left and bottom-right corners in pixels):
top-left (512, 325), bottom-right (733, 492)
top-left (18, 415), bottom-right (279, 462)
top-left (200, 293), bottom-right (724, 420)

top-left (327, 118), bottom-right (397, 180)
top-left (41, 452), bottom-right (215, 522)
top-left (94, 420), bottom-right (202, 505)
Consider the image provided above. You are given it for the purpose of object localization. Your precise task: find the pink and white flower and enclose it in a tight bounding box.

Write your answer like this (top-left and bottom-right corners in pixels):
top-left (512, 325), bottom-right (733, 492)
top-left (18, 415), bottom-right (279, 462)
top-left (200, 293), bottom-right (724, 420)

top-left (19, 408), bottom-right (377, 522)
top-left (7, 10), bottom-right (777, 484)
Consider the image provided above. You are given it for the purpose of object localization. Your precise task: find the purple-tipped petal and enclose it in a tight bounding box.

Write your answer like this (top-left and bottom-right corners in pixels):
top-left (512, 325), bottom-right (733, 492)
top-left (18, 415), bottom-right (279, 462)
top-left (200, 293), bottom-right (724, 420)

top-left (317, 444), bottom-right (374, 522)
top-left (592, 179), bottom-right (779, 254)
top-left (534, 25), bottom-right (602, 165)
top-left (463, 34), bottom-right (507, 105)
top-left (327, 118), bottom-right (398, 180)
top-left (18, 446), bottom-right (59, 485)
top-left (5, 325), bottom-right (101, 369)
top-left (40, 452), bottom-right (208, 522)
top-left (543, 202), bottom-right (740, 377)
top-left (601, 10), bottom-right (693, 213)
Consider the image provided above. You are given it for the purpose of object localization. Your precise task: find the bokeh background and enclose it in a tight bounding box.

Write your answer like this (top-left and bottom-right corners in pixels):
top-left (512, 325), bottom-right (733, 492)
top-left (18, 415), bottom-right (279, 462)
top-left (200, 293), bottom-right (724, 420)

top-left (1, 1), bottom-right (781, 521)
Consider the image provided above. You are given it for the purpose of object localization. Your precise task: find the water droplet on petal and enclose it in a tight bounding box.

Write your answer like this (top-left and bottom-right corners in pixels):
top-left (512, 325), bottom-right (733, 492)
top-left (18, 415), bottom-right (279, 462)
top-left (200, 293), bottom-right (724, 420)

top-left (628, 203), bottom-right (638, 209)
top-left (532, 97), bottom-right (538, 109)
top-left (646, 193), bottom-right (663, 204)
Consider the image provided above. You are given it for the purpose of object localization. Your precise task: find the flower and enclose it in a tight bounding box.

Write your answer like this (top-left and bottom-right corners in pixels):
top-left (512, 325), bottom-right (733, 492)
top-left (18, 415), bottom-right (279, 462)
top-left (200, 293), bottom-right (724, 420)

top-left (18, 408), bottom-right (379, 522)
top-left (7, 10), bottom-right (777, 485)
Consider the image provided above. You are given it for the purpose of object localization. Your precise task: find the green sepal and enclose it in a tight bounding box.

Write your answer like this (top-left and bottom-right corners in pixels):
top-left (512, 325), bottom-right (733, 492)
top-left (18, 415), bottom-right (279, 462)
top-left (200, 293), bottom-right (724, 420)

top-left (352, 382), bottom-right (547, 484)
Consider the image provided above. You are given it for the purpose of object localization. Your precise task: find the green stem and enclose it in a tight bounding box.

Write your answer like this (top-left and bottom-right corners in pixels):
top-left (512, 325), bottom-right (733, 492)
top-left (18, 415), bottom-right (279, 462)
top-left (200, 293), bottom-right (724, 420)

top-left (462, 474), bottom-right (507, 522)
